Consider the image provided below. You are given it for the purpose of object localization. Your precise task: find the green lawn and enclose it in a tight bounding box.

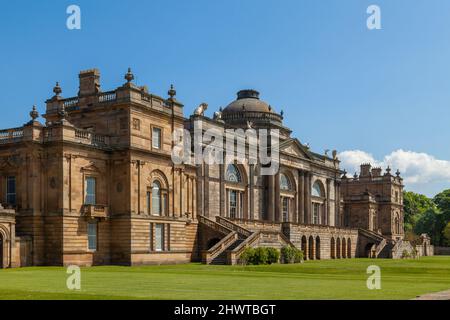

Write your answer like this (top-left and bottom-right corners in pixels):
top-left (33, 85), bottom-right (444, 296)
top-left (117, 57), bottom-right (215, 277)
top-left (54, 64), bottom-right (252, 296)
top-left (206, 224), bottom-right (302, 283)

top-left (0, 257), bottom-right (449, 300)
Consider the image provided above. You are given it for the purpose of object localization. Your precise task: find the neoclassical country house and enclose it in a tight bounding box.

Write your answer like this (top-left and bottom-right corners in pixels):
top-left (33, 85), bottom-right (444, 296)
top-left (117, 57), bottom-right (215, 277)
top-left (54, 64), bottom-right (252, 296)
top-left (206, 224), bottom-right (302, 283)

top-left (0, 69), bottom-right (432, 268)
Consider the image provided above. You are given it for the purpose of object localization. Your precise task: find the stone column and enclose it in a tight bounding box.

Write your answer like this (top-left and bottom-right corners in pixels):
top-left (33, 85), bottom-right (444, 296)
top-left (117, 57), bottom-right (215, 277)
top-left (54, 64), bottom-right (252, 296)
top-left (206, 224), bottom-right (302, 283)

top-left (305, 172), bottom-right (311, 224)
top-left (192, 177), bottom-right (197, 219)
top-left (186, 175), bottom-right (191, 216)
top-left (326, 179), bottom-right (331, 226)
top-left (249, 164), bottom-right (254, 220)
top-left (196, 165), bottom-right (203, 217)
top-left (268, 175), bottom-right (275, 221)
top-left (298, 171), bottom-right (305, 224)
top-left (335, 182), bottom-right (340, 227)
top-left (274, 172), bottom-right (280, 222)
top-left (179, 169), bottom-right (184, 217)
top-left (204, 164), bottom-right (209, 217)
top-left (219, 163), bottom-right (225, 217)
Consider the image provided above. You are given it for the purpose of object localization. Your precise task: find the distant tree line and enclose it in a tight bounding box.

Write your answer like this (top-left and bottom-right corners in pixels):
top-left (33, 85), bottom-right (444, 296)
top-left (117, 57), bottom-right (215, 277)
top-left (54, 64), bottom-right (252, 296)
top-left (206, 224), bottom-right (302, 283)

top-left (403, 189), bottom-right (450, 246)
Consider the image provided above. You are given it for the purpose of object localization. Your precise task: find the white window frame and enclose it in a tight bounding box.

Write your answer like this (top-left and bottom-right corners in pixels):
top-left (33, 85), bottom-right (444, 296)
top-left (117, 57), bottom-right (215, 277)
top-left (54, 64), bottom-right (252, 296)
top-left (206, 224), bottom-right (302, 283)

top-left (155, 224), bottom-right (165, 252)
top-left (87, 222), bottom-right (98, 251)
top-left (152, 127), bottom-right (162, 150)
top-left (85, 176), bottom-right (96, 205)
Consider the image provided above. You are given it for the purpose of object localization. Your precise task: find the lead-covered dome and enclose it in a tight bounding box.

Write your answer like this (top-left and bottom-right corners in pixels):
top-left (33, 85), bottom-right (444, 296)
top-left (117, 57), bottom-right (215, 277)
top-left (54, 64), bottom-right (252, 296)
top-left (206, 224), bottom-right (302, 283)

top-left (221, 90), bottom-right (283, 127)
top-left (223, 90), bottom-right (274, 113)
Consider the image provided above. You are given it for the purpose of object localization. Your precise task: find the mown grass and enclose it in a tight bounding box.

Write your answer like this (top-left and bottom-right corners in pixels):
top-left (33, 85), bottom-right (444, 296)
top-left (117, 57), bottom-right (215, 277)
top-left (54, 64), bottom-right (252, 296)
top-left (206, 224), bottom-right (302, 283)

top-left (0, 256), bottom-right (449, 300)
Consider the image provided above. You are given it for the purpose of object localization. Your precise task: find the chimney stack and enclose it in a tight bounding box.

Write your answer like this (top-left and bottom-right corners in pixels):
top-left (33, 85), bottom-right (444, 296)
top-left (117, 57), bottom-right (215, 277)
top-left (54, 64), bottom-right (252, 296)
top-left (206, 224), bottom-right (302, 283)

top-left (360, 163), bottom-right (372, 178)
top-left (371, 167), bottom-right (382, 177)
top-left (78, 69), bottom-right (101, 96)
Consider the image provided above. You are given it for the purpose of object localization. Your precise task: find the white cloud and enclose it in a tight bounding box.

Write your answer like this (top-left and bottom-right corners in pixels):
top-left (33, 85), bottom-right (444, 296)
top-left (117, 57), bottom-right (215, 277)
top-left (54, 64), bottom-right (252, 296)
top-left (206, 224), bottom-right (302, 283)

top-left (338, 149), bottom-right (450, 195)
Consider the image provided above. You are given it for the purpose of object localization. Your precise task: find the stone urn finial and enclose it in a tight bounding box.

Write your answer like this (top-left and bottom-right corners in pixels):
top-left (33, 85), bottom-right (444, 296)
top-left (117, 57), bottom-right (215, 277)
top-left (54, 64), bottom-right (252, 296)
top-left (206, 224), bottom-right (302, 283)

top-left (30, 105), bottom-right (39, 121)
top-left (53, 82), bottom-right (62, 97)
top-left (168, 84), bottom-right (176, 100)
top-left (125, 67), bottom-right (134, 83)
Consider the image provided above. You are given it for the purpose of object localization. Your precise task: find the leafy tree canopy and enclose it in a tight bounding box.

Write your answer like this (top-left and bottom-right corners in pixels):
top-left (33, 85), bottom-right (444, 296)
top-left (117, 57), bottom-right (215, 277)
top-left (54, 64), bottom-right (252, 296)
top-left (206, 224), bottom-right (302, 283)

top-left (403, 191), bottom-right (436, 232)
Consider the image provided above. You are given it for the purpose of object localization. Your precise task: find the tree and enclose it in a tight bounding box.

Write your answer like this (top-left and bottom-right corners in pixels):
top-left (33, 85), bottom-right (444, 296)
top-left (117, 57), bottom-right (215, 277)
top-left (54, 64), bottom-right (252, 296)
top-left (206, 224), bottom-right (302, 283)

top-left (414, 209), bottom-right (445, 245)
top-left (403, 191), bottom-right (436, 233)
top-left (434, 189), bottom-right (450, 213)
top-left (443, 222), bottom-right (450, 246)
top-left (434, 190), bottom-right (450, 224)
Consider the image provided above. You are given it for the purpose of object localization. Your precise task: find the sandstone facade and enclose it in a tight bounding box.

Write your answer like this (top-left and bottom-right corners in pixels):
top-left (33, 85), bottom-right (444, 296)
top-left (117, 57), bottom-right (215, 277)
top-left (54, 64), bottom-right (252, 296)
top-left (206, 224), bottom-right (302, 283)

top-left (0, 69), bottom-right (432, 268)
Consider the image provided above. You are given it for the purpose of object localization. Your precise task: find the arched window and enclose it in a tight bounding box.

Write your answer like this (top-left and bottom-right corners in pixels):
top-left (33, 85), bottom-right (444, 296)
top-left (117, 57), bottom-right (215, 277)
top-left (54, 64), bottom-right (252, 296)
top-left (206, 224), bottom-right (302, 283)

top-left (394, 214), bottom-right (400, 234)
top-left (280, 174), bottom-right (292, 191)
top-left (312, 181), bottom-right (323, 197)
top-left (225, 164), bottom-right (245, 219)
top-left (152, 181), bottom-right (161, 216)
top-left (0, 232), bottom-right (4, 268)
top-left (226, 164), bottom-right (241, 183)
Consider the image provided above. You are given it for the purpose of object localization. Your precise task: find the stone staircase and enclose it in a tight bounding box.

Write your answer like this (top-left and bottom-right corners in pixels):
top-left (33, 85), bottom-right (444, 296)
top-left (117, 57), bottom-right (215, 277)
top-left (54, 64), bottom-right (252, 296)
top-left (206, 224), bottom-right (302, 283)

top-left (198, 215), bottom-right (293, 265)
top-left (358, 228), bottom-right (392, 258)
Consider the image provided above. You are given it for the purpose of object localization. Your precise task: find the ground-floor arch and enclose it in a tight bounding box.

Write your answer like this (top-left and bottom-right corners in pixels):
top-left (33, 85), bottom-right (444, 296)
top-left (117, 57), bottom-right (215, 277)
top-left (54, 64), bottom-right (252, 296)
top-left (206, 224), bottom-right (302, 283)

top-left (301, 236), bottom-right (307, 259)
top-left (330, 237), bottom-right (336, 259)
top-left (315, 236), bottom-right (321, 260)
top-left (0, 232), bottom-right (3, 269)
top-left (308, 236), bottom-right (314, 260)
top-left (347, 238), bottom-right (352, 258)
top-left (336, 238), bottom-right (341, 259)
top-left (342, 238), bottom-right (347, 258)
top-left (365, 243), bottom-right (375, 258)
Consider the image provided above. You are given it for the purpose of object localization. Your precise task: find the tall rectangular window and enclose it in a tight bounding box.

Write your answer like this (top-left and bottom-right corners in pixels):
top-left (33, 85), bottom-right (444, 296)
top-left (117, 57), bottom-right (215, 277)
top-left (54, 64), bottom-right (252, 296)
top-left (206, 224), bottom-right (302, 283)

top-left (85, 177), bottom-right (96, 205)
top-left (313, 203), bottom-right (320, 224)
top-left (87, 222), bottom-right (97, 251)
top-left (155, 224), bottom-right (164, 251)
top-left (152, 127), bottom-right (162, 149)
top-left (282, 198), bottom-right (289, 222)
top-left (6, 176), bottom-right (16, 206)
top-left (229, 190), bottom-right (237, 219)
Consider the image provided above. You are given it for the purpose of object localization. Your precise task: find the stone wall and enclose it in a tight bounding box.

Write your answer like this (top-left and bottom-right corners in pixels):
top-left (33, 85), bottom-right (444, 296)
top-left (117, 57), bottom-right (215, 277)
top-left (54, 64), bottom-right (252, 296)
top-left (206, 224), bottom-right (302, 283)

top-left (434, 246), bottom-right (450, 255)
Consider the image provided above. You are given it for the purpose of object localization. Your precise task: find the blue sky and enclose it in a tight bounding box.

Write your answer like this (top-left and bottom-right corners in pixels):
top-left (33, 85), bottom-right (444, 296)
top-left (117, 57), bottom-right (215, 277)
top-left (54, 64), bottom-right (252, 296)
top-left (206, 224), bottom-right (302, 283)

top-left (0, 0), bottom-right (449, 196)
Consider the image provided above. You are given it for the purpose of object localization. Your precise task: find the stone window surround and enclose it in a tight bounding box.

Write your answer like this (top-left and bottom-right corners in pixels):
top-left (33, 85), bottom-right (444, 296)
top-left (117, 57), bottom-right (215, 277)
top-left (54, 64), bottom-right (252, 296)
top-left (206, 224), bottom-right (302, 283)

top-left (87, 220), bottom-right (98, 252)
top-left (82, 174), bottom-right (99, 206)
top-left (151, 125), bottom-right (163, 150)
top-left (147, 178), bottom-right (169, 217)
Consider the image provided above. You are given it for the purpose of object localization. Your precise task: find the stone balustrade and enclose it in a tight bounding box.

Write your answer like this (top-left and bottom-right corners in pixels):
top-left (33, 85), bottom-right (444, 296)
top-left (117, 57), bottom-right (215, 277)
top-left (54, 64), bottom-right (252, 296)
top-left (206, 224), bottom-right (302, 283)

top-left (0, 127), bottom-right (24, 144)
top-left (83, 204), bottom-right (109, 219)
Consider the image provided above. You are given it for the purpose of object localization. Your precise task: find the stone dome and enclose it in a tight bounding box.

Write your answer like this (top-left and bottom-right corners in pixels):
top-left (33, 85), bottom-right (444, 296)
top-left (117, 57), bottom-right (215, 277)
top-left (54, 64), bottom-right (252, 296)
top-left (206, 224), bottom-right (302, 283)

top-left (220, 89), bottom-right (283, 127)
top-left (223, 90), bottom-right (275, 114)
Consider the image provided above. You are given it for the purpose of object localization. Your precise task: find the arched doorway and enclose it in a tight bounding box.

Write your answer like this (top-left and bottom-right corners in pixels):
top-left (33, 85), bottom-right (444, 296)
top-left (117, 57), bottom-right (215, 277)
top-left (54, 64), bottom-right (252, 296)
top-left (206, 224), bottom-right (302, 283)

top-left (308, 236), bottom-right (314, 260)
top-left (342, 238), bottom-right (347, 258)
top-left (315, 236), bottom-right (321, 260)
top-left (365, 243), bottom-right (375, 258)
top-left (347, 238), bottom-right (352, 258)
top-left (330, 238), bottom-right (336, 259)
top-left (301, 236), bottom-right (307, 260)
top-left (0, 232), bottom-right (3, 269)
top-left (336, 238), bottom-right (341, 259)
